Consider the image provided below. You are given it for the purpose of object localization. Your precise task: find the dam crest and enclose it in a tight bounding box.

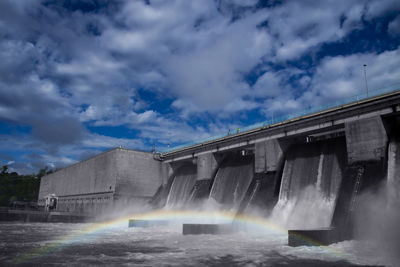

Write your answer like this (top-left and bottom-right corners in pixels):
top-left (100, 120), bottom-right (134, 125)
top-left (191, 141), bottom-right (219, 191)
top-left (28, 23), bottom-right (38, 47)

top-left (38, 86), bottom-right (400, 242)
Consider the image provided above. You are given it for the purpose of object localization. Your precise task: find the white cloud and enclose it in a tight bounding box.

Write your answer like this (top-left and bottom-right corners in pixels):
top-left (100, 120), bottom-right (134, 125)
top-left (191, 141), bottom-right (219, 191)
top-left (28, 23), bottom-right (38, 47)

top-left (300, 47), bottom-right (400, 108)
top-left (224, 99), bottom-right (259, 113)
top-left (161, 10), bottom-right (270, 114)
top-left (1, 0), bottom-right (400, 173)
top-left (257, 46), bottom-right (400, 116)
top-left (82, 133), bottom-right (144, 150)
top-left (267, 1), bottom-right (350, 61)
top-left (56, 52), bottom-right (123, 78)
top-left (364, 0), bottom-right (400, 20)
top-left (251, 71), bottom-right (284, 98)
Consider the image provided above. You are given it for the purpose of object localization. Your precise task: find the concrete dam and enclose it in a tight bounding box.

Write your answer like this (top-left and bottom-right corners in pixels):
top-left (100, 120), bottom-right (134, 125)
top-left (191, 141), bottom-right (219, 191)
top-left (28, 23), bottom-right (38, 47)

top-left (38, 87), bottom-right (400, 239)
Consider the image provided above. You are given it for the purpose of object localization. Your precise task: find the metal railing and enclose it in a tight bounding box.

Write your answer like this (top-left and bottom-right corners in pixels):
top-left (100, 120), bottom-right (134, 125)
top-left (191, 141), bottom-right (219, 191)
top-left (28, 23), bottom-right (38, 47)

top-left (159, 83), bottom-right (400, 153)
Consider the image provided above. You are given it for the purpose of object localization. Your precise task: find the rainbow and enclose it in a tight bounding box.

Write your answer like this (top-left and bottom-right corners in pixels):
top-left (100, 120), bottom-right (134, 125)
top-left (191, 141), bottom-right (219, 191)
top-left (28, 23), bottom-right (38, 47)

top-left (13, 209), bottom-right (353, 264)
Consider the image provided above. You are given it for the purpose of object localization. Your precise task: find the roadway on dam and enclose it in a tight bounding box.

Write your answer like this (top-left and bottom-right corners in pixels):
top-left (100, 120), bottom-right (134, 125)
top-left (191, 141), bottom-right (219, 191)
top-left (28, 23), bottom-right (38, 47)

top-left (160, 87), bottom-right (400, 162)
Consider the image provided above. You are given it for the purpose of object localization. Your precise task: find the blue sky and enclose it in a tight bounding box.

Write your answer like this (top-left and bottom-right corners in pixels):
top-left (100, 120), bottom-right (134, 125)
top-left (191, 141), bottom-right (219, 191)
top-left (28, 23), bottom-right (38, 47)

top-left (0, 0), bottom-right (400, 174)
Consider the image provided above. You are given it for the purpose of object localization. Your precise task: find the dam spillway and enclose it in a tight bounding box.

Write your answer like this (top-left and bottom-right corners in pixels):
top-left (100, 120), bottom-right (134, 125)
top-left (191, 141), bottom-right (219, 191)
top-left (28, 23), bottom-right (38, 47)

top-left (36, 88), bottom-right (400, 246)
top-left (208, 154), bottom-right (254, 211)
top-left (165, 162), bottom-right (197, 208)
top-left (271, 138), bottom-right (346, 229)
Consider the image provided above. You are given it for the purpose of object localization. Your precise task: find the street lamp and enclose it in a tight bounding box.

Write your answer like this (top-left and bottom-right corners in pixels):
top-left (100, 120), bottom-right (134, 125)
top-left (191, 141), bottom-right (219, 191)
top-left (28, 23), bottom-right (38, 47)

top-left (363, 64), bottom-right (369, 98)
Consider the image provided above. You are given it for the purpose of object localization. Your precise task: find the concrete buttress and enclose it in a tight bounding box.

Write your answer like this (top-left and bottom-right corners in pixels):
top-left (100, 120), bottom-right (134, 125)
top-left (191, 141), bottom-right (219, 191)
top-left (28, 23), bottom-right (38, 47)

top-left (255, 139), bottom-right (291, 173)
top-left (345, 116), bottom-right (388, 163)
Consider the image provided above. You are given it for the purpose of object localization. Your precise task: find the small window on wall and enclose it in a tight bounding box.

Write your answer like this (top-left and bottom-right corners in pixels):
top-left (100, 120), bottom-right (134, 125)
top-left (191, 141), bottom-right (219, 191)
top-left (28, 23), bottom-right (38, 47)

top-left (109, 186), bottom-right (112, 190)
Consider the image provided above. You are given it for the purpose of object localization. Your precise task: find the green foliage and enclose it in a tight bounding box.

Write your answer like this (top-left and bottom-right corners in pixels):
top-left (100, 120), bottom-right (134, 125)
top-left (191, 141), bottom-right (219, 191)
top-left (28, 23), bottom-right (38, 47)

top-left (0, 166), bottom-right (51, 206)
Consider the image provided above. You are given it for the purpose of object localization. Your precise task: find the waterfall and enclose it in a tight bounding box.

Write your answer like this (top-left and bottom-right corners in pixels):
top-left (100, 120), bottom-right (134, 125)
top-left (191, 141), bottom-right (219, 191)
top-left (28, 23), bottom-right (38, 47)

top-left (237, 172), bottom-right (280, 216)
top-left (209, 155), bottom-right (254, 211)
top-left (316, 150), bottom-right (324, 191)
top-left (187, 179), bottom-right (213, 203)
top-left (246, 179), bottom-right (261, 209)
top-left (165, 163), bottom-right (197, 208)
top-left (387, 139), bottom-right (400, 207)
top-left (271, 138), bottom-right (346, 229)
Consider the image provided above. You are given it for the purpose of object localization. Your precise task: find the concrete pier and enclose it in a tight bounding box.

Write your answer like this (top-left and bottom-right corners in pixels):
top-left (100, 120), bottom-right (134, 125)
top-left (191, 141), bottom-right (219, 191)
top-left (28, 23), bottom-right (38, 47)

top-left (128, 219), bottom-right (169, 228)
top-left (182, 224), bottom-right (233, 235)
top-left (255, 139), bottom-right (290, 173)
top-left (0, 209), bottom-right (90, 223)
top-left (197, 153), bottom-right (220, 180)
top-left (345, 116), bottom-right (387, 163)
top-left (288, 228), bottom-right (342, 246)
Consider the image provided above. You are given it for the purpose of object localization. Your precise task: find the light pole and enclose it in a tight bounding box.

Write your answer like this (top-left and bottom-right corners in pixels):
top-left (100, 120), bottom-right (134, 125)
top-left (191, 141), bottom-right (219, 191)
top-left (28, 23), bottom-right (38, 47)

top-left (363, 64), bottom-right (369, 98)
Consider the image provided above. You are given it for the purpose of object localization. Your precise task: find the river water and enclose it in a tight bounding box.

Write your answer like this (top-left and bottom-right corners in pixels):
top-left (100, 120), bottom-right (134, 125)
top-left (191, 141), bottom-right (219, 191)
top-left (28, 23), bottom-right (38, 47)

top-left (0, 221), bottom-right (394, 266)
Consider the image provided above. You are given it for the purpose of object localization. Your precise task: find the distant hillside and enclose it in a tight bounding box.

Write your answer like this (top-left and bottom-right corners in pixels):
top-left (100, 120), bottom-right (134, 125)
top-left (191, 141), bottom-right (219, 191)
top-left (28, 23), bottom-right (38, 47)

top-left (0, 166), bottom-right (52, 206)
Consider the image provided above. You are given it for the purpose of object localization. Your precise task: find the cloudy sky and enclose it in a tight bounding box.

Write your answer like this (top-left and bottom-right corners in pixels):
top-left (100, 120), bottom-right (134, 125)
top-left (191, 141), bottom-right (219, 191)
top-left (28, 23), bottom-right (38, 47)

top-left (1, 0), bottom-right (400, 174)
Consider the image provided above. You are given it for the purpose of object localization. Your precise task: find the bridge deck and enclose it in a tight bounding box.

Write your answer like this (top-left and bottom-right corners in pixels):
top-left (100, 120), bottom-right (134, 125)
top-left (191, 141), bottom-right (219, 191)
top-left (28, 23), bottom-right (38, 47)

top-left (159, 86), bottom-right (400, 161)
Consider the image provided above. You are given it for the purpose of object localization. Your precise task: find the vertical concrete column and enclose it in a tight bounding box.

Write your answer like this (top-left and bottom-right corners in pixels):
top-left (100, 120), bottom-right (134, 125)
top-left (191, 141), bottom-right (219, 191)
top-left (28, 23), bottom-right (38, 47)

top-left (197, 153), bottom-right (219, 180)
top-left (345, 116), bottom-right (388, 164)
top-left (187, 153), bottom-right (222, 202)
top-left (167, 162), bottom-right (185, 181)
top-left (255, 141), bottom-right (266, 173)
top-left (149, 161), bottom-right (185, 208)
top-left (387, 139), bottom-right (400, 207)
top-left (159, 162), bottom-right (170, 186)
top-left (255, 139), bottom-right (290, 173)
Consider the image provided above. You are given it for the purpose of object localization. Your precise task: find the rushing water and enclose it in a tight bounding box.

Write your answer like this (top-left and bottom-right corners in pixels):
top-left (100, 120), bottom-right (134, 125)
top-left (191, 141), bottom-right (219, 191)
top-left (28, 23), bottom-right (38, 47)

top-left (271, 140), bottom-right (345, 229)
top-left (209, 156), bottom-right (254, 211)
top-left (0, 222), bottom-right (394, 266)
top-left (166, 164), bottom-right (197, 208)
top-left (3, 139), bottom-right (398, 266)
top-left (387, 139), bottom-right (400, 207)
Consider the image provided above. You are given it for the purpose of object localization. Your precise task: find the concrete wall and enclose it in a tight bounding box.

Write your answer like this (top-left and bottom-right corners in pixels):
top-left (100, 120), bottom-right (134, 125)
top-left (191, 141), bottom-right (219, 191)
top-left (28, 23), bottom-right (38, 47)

top-left (387, 139), bottom-right (400, 207)
top-left (114, 148), bottom-right (166, 199)
top-left (345, 116), bottom-right (388, 163)
top-left (38, 148), bottom-right (166, 212)
top-left (38, 149), bottom-right (118, 201)
top-left (255, 139), bottom-right (291, 173)
top-left (197, 153), bottom-right (220, 180)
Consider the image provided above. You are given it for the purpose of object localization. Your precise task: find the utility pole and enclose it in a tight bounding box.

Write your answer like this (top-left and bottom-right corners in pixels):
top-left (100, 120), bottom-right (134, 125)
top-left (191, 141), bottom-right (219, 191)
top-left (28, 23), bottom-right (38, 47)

top-left (363, 64), bottom-right (369, 98)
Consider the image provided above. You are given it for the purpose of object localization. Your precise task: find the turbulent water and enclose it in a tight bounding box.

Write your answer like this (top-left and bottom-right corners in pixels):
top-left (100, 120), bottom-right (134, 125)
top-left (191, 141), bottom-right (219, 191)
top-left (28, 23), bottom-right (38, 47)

top-left (271, 140), bottom-right (346, 229)
top-left (165, 164), bottom-right (197, 208)
top-left (387, 139), bottom-right (400, 207)
top-left (209, 156), bottom-right (254, 211)
top-left (0, 222), bottom-right (394, 267)
top-left (3, 139), bottom-right (397, 266)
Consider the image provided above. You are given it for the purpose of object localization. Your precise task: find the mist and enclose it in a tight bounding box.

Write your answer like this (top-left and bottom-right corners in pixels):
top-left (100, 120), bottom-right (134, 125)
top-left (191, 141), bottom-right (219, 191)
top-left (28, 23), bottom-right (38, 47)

top-left (352, 181), bottom-right (400, 265)
top-left (270, 185), bottom-right (336, 230)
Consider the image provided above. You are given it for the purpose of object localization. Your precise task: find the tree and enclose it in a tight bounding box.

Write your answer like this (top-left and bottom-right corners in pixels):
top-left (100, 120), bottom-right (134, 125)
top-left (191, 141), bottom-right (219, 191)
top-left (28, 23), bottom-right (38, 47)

top-left (1, 165), bottom-right (8, 174)
top-left (0, 166), bottom-right (52, 207)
